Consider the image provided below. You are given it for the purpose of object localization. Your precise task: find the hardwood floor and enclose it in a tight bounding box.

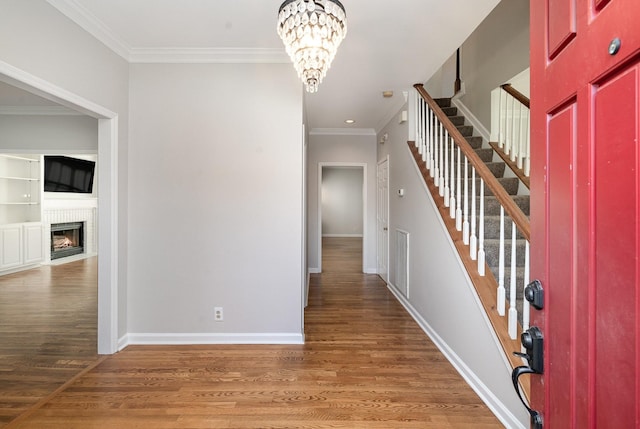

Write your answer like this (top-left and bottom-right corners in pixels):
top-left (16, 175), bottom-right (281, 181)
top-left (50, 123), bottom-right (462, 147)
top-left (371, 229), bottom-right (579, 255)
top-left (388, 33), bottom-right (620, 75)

top-left (6, 239), bottom-right (503, 428)
top-left (0, 257), bottom-right (99, 427)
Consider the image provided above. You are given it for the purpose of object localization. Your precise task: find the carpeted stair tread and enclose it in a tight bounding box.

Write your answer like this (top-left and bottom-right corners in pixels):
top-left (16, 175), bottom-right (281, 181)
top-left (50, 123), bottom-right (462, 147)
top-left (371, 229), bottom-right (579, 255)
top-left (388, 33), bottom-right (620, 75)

top-left (457, 125), bottom-right (474, 136)
top-left (475, 148), bottom-right (494, 162)
top-left (484, 238), bottom-right (528, 267)
top-left (466, 136), bottom-right (483, 149)
top-left (434, 98), bottom-right (451, 108)
top-left (482, 215), bottom-right (527, 239)
top-left (480, 195), bottom-right (530, 216)
top-left (466, 177), bottom-right (520, 195)
top-left (441, 106), bottom-right (458, 116)
top-left (449, 116), bottom-right (465, 126)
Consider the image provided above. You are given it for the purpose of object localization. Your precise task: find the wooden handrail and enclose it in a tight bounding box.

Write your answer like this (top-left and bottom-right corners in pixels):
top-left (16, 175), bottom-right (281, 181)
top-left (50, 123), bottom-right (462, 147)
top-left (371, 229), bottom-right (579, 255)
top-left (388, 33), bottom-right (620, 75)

top-left (500, 83), bottom-right (530, 109)
top-left (414, 83), bottom-right (530, 241)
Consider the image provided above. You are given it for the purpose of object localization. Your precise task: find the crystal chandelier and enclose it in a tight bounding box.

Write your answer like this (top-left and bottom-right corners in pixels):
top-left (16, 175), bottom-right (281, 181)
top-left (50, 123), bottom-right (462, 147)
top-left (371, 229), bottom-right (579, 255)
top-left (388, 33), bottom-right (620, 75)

top-left (277, 0), bottom-right (347, 93)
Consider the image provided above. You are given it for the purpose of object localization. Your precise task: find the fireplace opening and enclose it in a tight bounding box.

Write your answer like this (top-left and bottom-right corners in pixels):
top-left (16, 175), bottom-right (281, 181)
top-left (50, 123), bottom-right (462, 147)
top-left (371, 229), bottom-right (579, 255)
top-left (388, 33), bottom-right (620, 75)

top-left (51, 222), bottom-right (84, 260)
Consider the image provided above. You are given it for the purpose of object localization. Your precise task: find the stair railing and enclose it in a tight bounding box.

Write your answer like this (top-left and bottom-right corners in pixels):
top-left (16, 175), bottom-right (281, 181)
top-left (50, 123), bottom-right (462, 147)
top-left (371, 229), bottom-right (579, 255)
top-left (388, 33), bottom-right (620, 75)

top-left (412, 84), bottom-right (531, 344)
top-left (493, 84), bottom-right (530, 180)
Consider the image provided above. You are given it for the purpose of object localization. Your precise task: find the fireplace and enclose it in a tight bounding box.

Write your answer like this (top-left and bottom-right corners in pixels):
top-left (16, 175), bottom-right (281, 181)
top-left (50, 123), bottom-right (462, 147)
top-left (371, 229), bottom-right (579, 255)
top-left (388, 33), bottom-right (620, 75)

top-left (51, 222), bottom-right (84, 260)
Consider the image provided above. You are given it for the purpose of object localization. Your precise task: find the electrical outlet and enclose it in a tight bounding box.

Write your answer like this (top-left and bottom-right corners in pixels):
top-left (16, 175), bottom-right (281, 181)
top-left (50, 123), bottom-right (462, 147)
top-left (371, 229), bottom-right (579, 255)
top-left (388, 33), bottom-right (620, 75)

top-left (214, 307), bottom-right (224, 321)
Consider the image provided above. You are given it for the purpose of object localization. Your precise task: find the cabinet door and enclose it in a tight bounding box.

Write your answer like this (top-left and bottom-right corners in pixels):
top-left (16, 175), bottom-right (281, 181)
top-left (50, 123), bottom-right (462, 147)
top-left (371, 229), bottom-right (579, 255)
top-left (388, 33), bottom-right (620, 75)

top-left (23, 223), bottom-right (43, 264)
top-left (0, 225), bottom-right (23, 269)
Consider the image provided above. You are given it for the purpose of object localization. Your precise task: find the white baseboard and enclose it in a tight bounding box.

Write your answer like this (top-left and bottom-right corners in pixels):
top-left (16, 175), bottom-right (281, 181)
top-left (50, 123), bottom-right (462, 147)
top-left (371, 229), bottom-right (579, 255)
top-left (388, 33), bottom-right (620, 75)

top-left (386, 282), bottom-right (526, 429)
top-left (125, 332), bottom-right (305, 346)
top-left (118, 334), bottom-right (129, 351)
top-left (364, 267), bottom-right (378, 274)
top-left (451, 99), bottom-right (491, 142)
top-left (322, 234), bottom-right (363, 238)
top-left (308, 268), bottom-right (321, 274)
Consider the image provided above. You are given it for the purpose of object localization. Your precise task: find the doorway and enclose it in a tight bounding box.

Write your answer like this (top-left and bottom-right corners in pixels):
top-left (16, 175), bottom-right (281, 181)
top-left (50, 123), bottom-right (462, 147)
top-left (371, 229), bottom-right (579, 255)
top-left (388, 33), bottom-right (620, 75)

top-left (0, 64), bottom-right (119, 354)
top-left (318, 163), bottom-right (366, 273)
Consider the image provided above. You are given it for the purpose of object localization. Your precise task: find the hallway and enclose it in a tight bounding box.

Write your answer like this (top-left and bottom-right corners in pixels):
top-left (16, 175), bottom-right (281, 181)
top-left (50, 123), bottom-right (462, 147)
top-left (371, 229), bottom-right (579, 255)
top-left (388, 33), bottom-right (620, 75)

top-left (8, 238), bottom-right (502, 428)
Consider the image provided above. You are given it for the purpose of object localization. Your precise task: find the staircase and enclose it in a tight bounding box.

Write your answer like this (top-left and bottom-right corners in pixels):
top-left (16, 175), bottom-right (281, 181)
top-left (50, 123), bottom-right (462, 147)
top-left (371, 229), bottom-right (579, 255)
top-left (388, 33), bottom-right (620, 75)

top-left (410, 85), bottom-right (532, 380)
top-left (435, 98), bottom-right (530, 311)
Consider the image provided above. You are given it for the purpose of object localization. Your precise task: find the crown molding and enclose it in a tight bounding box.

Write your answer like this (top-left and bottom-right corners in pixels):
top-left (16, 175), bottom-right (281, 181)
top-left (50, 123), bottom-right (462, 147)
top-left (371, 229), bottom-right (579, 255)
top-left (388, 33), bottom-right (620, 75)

top-left (129, 48), bottom-right (290, 64)
top-left (47, 0), bottom-right (291, 64)
top-left (47, 0), bottom-right (131, 61)
top-left (309, 128), bottom-right (376, 136)
top-left (0, 105), bottom-right (83, 116)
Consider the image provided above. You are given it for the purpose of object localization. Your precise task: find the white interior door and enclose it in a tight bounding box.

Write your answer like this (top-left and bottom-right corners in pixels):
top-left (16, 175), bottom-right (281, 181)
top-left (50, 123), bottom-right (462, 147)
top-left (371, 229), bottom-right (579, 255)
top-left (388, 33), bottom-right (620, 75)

top-left (377, 158), bottom-right (389, 282)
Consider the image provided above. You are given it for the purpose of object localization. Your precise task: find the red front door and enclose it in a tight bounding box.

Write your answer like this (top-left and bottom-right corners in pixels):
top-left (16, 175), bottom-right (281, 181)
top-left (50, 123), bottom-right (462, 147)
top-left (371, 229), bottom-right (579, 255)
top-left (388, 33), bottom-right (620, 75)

top-left (530, 0), bottom-right (640, 427)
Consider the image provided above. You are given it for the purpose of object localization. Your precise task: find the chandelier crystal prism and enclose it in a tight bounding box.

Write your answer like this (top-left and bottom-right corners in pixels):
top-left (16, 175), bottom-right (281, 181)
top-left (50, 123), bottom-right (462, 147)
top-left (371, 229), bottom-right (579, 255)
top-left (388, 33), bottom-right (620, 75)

top-left (277, 0), bottom-right (347, 93)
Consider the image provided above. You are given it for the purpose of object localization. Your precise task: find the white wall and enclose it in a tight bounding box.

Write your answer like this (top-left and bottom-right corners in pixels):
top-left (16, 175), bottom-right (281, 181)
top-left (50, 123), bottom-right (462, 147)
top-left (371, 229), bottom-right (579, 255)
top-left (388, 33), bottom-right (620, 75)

top-left (321, 167), bottom-right (363, 237)
top-left (0, 0), bottom-right (129, 343)
top-left (458, 0), bottom-right (530, 129)
top-left (128, 63), bottom-right (304, 341)
top-left (0, 115), bottom-right (98, 152)
top-left (307, 133), bottom-right (377, 273)
top-left (377, 104), bottom-right (529, 427)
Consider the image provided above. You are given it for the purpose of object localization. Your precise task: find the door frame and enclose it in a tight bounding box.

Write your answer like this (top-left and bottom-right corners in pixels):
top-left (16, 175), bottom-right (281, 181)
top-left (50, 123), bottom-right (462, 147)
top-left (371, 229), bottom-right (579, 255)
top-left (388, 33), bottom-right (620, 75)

top-left (377, 156), bottom-right (389, 282)
top-left (317, 162), bottom-right (367, 273)
top-left (0, 60), bottom-right (119, 355)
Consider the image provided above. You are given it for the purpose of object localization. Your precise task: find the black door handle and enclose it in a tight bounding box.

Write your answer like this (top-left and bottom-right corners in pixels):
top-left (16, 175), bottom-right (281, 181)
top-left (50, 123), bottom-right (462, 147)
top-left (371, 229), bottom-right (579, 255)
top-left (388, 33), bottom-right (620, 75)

top-left (511, 326), bottom-right (544, 428)
top-left (512, 366), bottom-right (543, 428)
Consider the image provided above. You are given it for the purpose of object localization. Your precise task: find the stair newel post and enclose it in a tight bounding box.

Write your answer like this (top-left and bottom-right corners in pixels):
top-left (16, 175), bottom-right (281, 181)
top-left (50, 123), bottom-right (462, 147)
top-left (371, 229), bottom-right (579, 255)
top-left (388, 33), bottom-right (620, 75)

top-left (415, 94), bottom-right (422, 155)
top-left (497, 206), bottom-right (506, 316)
top-left (522, 241), bottom-right (530, 353)
top-left (470, 167), bottom-right (477, 260)
top-left (443, 130), bottom-right (450, 207)
top-left (477, 180), bottom-right (486, 276)
top-left (449, 138), bottom-right (456, 219)
top-left (462, 157), bottom-right (470, 245)
top-left (455, 147), bottom-right (462, 231)
top-left (508, 220), bottom-right (518, 339)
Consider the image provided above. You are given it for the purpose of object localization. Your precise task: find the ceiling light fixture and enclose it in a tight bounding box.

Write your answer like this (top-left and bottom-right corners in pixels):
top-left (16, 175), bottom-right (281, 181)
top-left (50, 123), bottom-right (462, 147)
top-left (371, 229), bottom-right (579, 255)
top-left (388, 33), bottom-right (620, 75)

top-left (277, 0), bottom-right (347, 93)
top-left (345, 119), bottom-right (355, 124)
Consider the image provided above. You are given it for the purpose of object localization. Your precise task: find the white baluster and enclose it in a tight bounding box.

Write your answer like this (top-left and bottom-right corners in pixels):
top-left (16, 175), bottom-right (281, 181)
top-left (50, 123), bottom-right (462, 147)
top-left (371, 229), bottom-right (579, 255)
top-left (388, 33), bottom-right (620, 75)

top-left (423, 100), bottom-right (428, 163)
top-left (470, 167), bottom-right (477, 260)
top-left (443, 131), bottom-right (450, 207)
top-left (433, 114), bottom-right (439, 182)
top-left (508, 221), bottom-right (518, 339)
top-left (449, 138), bottom-right (456, 219)
top-left (517, 105), bottom-right (526, 169)
top-left (497, 206), bottom-right (505, 316)
top-left (510, 96), bottom-right (518, 163)
top-left (438, 123), bottom-right (444, 196)
top-left (505, 96), bottom-right (513, 156)
top-left (499, 90), bottom-right (505, 149)
top-left (416, 96), bottom-right (422, 154)
top-left (455, 147), bottom-right (462, 231)
top-left (524, 111), bottom-right (531, 177)
top-left (478, 179), bottom-right (486, 276)
top-left (462, 157), bottom-right (469, 245)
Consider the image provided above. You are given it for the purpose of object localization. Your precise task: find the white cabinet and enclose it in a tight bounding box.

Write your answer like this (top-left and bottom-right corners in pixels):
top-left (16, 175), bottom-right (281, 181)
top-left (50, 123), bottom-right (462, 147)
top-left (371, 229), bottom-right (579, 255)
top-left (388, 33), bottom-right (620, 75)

top-left (0, 224), bottom-right (23, 270)
top-left (0, 222), bottom-right (43, 272)
top-left (23, 223), bottom-right (44, 265)
top-left (0, 154), bottom-right (41, 224)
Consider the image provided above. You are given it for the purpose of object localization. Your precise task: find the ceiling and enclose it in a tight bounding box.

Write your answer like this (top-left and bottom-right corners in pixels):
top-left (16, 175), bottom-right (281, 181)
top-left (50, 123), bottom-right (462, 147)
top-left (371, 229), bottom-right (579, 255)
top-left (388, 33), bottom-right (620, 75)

top-left (5, 0), bottom-right (501, 133)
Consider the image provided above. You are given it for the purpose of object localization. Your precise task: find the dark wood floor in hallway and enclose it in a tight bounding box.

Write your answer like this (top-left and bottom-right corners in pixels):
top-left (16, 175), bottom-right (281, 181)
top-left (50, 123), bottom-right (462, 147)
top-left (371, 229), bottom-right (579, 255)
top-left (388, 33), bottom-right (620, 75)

top-left (7, 238), bottom-right (502, 428)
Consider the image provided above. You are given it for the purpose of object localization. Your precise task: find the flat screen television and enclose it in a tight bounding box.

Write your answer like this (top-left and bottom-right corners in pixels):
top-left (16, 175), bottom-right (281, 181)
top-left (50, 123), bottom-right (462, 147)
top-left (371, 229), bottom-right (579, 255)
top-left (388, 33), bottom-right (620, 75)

top-left (44, 156), bottom-right (96, 194)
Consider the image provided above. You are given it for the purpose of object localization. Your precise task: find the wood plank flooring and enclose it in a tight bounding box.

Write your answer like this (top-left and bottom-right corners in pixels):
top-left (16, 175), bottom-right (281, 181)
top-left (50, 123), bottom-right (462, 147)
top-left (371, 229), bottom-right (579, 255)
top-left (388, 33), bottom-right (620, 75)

top-left (0, 258), bottom-right (99, 427)
top-left (6, 239), bottom-right (503, 428)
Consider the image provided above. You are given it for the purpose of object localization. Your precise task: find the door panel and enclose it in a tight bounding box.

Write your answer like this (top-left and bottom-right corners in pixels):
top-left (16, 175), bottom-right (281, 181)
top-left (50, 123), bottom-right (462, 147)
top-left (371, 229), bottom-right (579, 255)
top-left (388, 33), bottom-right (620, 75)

top-left (377, 158), bottom-right (389, 282)
top-left (547, 103), bottom-right (576, 428)
top-left (547, 0), bottom-right (577, 58)
top-left (531, 0), bottom-right (640, 426)
top-left (593, 63), bottom-right (638, 429)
